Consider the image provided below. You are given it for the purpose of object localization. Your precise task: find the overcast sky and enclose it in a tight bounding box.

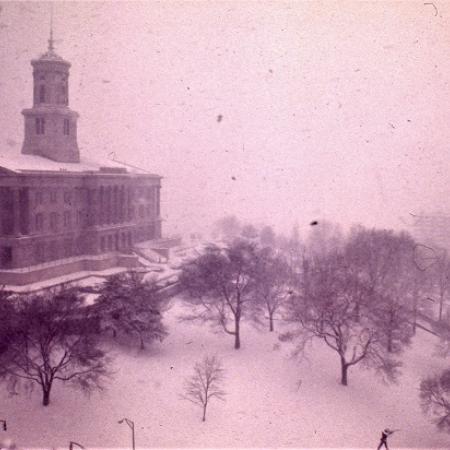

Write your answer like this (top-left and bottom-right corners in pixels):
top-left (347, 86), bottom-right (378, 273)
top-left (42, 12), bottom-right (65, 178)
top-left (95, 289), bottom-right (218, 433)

top-left (1, 1), bottom-right (449, 238)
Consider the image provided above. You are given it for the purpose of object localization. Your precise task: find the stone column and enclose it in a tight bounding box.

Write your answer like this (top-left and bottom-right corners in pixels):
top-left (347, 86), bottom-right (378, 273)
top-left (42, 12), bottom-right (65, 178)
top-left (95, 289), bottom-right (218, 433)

top-left (90, 188), bottom-right (97, 226)
top-left (12, 188), bottom-right (21, 236)
top-left (19, 188), bottom-right (30, 235)
top-left (156, 186), bottom-right (161, 217)
top-left (120, 186), bottom-right (125, 223)
top-left (99, 186), bottom-right (104, 225)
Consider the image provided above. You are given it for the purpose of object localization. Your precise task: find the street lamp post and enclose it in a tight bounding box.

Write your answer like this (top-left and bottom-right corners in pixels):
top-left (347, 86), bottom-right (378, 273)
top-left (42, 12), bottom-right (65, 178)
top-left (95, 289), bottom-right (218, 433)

top-left (118, 418), bottom-right (135, 450)
top-left (69, 441), bottom-right (84, 450)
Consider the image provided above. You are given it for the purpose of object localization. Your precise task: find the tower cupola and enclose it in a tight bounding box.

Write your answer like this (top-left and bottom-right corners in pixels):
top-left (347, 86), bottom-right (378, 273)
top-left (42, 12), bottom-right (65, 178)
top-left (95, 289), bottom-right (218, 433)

top-left (21, 23), bottom-right (80, 163)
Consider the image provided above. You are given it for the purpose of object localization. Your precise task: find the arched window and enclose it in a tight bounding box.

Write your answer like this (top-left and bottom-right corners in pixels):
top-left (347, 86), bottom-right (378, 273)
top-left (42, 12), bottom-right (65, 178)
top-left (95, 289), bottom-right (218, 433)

top-left (39, 85), bottom-right (46, 103)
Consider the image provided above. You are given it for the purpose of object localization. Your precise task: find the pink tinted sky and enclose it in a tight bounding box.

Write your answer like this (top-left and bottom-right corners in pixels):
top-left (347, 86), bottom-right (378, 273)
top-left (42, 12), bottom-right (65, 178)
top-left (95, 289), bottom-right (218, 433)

top-left (0, 1), bottom-right (449, 238)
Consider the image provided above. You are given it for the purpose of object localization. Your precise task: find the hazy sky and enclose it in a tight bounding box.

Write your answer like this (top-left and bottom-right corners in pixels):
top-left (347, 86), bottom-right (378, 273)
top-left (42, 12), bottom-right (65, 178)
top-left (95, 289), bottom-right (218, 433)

top-left (1, 1), bottom-right (449, 238)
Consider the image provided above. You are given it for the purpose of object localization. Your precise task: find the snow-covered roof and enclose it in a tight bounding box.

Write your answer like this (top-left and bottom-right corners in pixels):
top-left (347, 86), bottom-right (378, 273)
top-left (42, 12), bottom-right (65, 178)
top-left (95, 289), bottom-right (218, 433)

top-left (0, 151), bottom-right (160, 177)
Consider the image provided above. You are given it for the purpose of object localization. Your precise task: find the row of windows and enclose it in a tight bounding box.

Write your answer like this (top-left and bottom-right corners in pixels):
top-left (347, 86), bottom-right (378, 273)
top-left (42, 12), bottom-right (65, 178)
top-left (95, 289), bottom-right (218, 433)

top-left (34, 188), bottom-right (75, 206)
top-left (35, 84), bottom-right (68, 105)
top-left (36, 73), bottom-right (67, 82)
top-left (35, 117), bottom-right (45, 135)
top-left (33, 232), bottom-right (135, 265)
top-left (34, 238), bottom-right (85, 263)
top-left (33, 186), bottom-right (158, 206)
top-left (100, 232), bottom-right (133, 252)
top-left (34, 210), bottom-right (87, 232)
top-left (1, 224), bottom-right (158, 268)
top-left (34, 118), bottom-right (70, 136)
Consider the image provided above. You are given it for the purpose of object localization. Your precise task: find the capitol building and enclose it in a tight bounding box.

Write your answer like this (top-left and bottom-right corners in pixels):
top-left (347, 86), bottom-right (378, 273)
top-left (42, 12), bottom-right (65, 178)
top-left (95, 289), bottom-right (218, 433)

top-left (0, 33), bottom-right (168, 287)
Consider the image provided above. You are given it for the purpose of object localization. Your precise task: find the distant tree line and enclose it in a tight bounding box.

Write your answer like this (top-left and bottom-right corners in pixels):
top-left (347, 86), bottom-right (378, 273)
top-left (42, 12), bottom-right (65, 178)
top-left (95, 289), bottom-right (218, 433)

top-left (201, 215), bottom-right (450, 432)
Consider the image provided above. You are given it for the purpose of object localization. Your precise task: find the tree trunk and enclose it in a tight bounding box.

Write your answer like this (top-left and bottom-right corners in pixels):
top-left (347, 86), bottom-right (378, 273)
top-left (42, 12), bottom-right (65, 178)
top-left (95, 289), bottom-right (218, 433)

top-left (439, 294), bottom-right (444, 321)
top-left (387, 310), bottom-right (394, 353)
top-left (354, 302), bottom-right (360, 322)
top-left (387, 332), bottom-right (392, 353)
top-left (202, 403), bottom-right (207, 422)
top-left (412, 296), bottom-right (418, 336)
top-left (340, 358), bottom-right (349, 386)
top-left (234, 315), bottom-right (241, 349)
top-left (140, 335), bottom-right (145, 350)
top-left (42, 388), bottom-right (51, 406)
top-left (269, 313), bottom-right (274, 332)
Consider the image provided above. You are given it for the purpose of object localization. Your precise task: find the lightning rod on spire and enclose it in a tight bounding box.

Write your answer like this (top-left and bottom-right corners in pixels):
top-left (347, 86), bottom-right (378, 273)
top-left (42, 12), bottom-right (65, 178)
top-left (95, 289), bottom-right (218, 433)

top-left (48, 3), bottom-right (54, 52)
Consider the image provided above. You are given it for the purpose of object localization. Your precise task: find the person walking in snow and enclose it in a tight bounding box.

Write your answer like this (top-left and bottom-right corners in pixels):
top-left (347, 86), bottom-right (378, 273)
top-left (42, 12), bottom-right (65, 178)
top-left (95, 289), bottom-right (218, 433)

top-left (377, 428), bottom-right (397, 450)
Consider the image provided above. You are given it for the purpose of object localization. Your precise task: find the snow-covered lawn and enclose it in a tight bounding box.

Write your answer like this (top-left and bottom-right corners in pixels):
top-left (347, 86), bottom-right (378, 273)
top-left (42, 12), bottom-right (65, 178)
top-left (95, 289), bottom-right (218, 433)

top-left (1, 299), bottom-right (449, 449)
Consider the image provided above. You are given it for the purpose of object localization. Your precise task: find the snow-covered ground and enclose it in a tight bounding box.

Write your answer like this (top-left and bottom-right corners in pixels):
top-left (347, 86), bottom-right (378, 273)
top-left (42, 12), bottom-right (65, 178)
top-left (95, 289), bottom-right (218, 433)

top-left (1, 298), bottom-right (449, 450)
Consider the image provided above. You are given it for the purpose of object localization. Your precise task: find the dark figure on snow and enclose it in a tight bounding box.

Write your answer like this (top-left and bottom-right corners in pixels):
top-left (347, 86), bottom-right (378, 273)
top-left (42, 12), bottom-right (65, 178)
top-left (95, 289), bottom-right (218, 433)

top-left (377, 428), bottom-right (397, 450)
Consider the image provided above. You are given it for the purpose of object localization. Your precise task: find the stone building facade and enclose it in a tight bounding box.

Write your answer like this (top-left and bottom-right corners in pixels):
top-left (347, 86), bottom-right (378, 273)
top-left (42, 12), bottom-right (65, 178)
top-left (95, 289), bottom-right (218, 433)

top-left (0, 37), bottom-right (163, 286)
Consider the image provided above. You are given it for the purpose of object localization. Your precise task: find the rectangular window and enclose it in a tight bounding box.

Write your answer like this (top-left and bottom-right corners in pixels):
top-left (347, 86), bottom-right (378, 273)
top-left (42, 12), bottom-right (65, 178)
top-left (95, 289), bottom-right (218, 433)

top-left (63, 119), bottom-right (70, 136)
top-left (107, 235), bottom-right (113, 251)
top-left (35, 117), bottom-right (45, 135)
top-left (35, 213), bottom-right (44, 231)
top-left (50, 212), bottom-right (59, 232)
top-left (63, 238), bottom-right (73, 257)
top-left (34, 190), bottom-right (43, 205)
top-left (63, 211), bottom-right (71, 228)
top-left (39, 85), bottom-right (46, 103)
top-left (50, 189), bottom-right (57, 203)
top-left (64, 190), bottom-right (72, 205)
top-left (49, 241), bottom-right (58, 260)
top-left (156, 188), bottom-right (160, 216)
top-left (59, 85), bottom-right (67, 105)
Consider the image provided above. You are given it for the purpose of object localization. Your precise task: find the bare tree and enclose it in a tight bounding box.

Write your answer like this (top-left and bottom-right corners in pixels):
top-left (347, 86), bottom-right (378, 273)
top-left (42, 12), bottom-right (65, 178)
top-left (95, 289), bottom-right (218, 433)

top-left (252, 247), bottom-right (290, 332)
top-left (282, 252), bottom-right (400, 386)
top-left (182, 355), bottom-right (226, 422)
top-left (0, 287), bottom-right (15, 356)
top-left (179, 240), bottom-right (258, 349)
top-left (0, 288), bottom-right (111, 406)
top-left (420, 369), bottom-right (450, 432)
top-left (344, 227), bottom-right (411, 294)
top-left (430, 250), bottom-right (450, 322)
top-left (345, 227), bottom-right (419, 352)
top-left (409, 256), bottom-right (434, 335)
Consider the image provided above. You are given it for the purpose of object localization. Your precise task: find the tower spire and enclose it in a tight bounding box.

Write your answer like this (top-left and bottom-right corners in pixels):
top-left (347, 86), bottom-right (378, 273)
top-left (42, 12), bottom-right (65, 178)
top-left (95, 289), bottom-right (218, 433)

top-left (48, 3), bottom-right (54, 52)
